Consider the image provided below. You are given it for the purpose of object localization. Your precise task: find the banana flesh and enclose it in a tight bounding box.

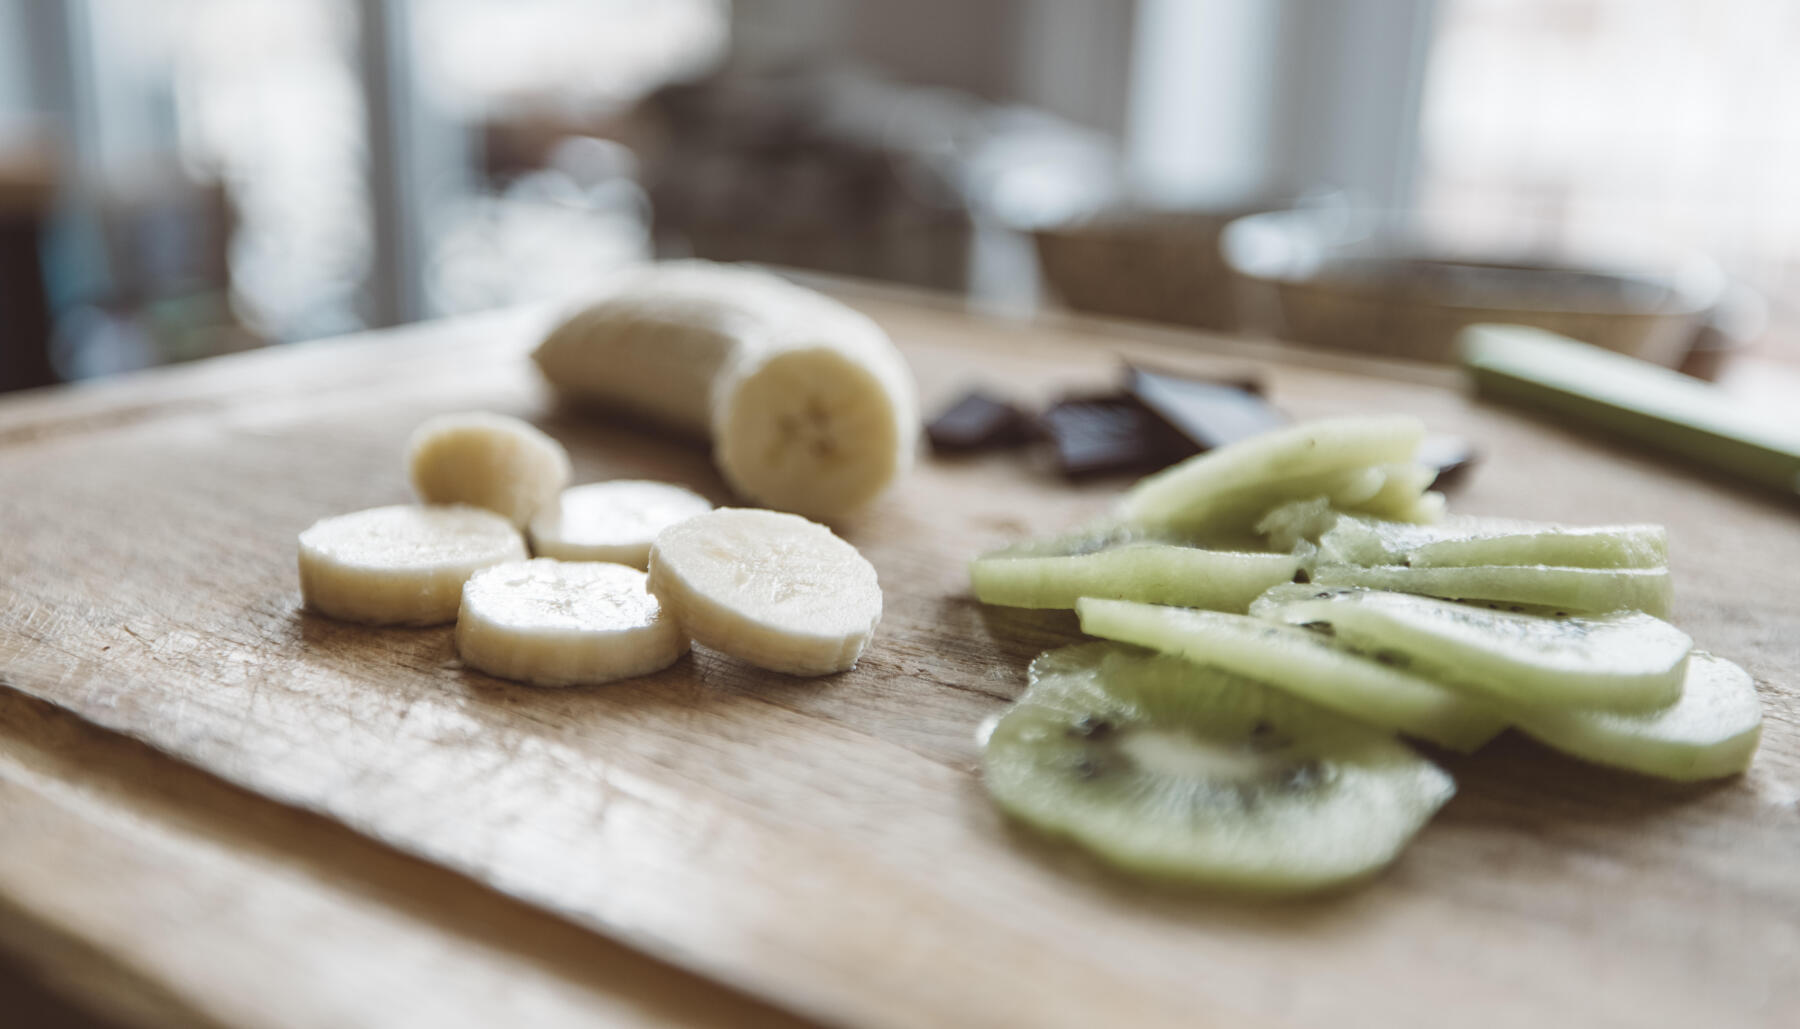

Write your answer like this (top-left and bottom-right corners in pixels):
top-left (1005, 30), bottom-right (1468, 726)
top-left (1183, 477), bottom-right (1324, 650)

top-left (298, 504), bottom-right (527, 626)
top-left (534, 262), bottom-right (783, 434)
top-left (407, 411), bottom-right (571, 527)
top-left (455, 558), bottom-right (687, 686)
top-left (533, 261), bottom-right (917, 519)
top-left (646, 508), bottom-right (882, 676)
top-left (711, 295), bottom-right (918, 519)
top-left (528, 480), bottom-right (713, 569)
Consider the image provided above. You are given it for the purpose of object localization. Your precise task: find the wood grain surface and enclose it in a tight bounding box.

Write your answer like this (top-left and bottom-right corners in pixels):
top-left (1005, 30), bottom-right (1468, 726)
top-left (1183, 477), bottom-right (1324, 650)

top-left (0, 686), bottom-right (811, 1029)
top-left (1, 283), bottom-right (1797, 1028)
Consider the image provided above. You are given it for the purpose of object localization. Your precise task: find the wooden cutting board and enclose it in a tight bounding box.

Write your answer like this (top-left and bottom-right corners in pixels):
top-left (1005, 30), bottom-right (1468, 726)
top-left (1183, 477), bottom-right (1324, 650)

top-left (2, 285), bottom-right (1797, 1029)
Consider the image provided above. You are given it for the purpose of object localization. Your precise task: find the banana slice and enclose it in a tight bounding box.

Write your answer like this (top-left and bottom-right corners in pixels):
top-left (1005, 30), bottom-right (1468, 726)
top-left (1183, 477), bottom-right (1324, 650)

top-left (298, 504), bottom-right (527, 626)
top-left (533, 261), bottom-right (918, 520)
top-left (646, 508), bottom-right (882, 675)
top-left (528, 480), bottom-right (713, 569)
top-left (455, 559), bottom-right (687, 687)
top-left (407, 412), bottom-right (571, 527)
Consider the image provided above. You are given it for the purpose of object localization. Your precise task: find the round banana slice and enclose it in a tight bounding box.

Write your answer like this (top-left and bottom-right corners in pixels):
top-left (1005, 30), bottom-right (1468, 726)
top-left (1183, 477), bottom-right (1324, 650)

top-left (407, 412), bottom-right (571, 527)
top-left (455, 559), bottom-right (687, 687)
top-left (646, 508), bottom-right (882, 676)
top-left (298, 504), bottom-right (527, 626)
top-left (527, 480), bottom-right (713, 569)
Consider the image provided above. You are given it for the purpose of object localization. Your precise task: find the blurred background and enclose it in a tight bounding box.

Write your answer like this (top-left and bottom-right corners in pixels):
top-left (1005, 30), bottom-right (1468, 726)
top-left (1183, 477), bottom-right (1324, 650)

top-left (2, 0), bottom-right (1798, 395)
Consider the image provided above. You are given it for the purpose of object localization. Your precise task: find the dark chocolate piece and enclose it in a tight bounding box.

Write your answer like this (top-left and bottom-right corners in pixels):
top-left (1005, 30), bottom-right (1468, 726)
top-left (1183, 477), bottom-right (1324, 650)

top-left (1126, 365), bottom-right (1287, 452)
top-left (1041, 394), bottom-right (1198, 479)
top-left (926, 390), bottom-right (1036, 453)
top-left (1417, 433), bottom-right (1478, 487)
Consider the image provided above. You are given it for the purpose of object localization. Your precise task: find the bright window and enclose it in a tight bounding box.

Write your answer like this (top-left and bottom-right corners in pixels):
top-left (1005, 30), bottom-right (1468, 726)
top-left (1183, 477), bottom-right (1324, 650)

top-left (1418, 0), bottom-right (1800, 361)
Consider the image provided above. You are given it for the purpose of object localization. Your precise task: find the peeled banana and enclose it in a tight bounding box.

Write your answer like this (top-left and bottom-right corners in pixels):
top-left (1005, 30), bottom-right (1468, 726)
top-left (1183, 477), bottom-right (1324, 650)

top-left (533, 261), bottom-right (918, 520)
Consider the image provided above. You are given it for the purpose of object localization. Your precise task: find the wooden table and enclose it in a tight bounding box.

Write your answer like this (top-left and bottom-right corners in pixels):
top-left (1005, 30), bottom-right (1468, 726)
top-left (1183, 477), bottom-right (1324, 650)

top-left (1, 282), bottom-right (1796, 1029)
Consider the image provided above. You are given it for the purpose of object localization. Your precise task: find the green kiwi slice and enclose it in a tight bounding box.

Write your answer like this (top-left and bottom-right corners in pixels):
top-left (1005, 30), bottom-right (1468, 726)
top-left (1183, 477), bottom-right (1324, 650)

top-left (1117, 415), bottom-right (1425, 532)
top-left (1076, 598), bottom-right (1506, 752)
top-left (1517, 652), bottom-right (1762, 781)
top-left (1400, 491), bottom-right (1449, 524)
top-left (1253, 468), bottom-right (1441, 554)
top-left (983, 642), bottom-right (1456, 892)
top-left (1319, 514), bottom-right (1668, 570)
top-left (969, 524), bottom-right (1299, 611)
top-left (1308, 563), bottom-right (1673, 618)
top-left (1352, 463), bottom-right (1439, 520)
top-left (1253, 585), bottom-right (1691, 711)
top-left (1256, 497), bottom-right (1341, 553)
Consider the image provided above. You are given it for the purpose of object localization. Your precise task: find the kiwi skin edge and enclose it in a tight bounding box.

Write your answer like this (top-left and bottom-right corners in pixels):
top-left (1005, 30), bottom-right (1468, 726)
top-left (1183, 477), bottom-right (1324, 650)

top-left (988, 807), bottom-right (1413, 904)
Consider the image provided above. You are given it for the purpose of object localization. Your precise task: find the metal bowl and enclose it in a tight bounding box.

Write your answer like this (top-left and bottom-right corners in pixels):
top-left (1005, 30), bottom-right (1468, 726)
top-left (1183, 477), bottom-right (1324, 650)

top-left (1221, 208), bottom-right (1728, 368)
top-left (1032, 201), bottom-right (1298, 333)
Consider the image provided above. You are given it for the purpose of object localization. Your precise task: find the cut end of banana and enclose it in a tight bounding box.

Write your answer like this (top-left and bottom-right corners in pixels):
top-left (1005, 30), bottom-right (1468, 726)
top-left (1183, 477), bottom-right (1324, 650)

top-left (647, 507), bottom-right (882, 676)
top-left (713, 337), bottom-right (918, 520)
top-left (455, 558), bottom-right (688, 687)
top-left (533, 261), bottom-right (921, 520)
top-left (528, 480), bottom-right (713, 569)
top-left (298, 504), bottom-right (527, 626)
top-left (407, 411), bottom-right (572, 527)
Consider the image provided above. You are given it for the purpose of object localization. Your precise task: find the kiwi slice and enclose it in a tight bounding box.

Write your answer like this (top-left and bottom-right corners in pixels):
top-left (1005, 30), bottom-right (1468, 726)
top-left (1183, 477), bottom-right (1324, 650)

top-left (969, 525), bottom-right (1299, 611)
top-left (1517, 652), bottom-right (1762, 781)
top-left (1256, 497), bottom-right (1341, 553)
top-left (1308, 563), bottom-right (1673, 618)
top-left (1319, 514), bottom-right (1668, 570)
top-left (1352, 463), bottom-right (1439, 520)
top-left (1404, 491), bottom-right (1448, 524)
top-left (1117, 415), bottom-right (1425, 532)
top-left (1127, 465), bottom-right (1399, 539)
top-left (983, 642), bottom-right (1456, 892)
top-left (1076, 598), bottom-right (1507, 752)
top-left (1254, 585), bottom-right (1691, 711)
top-left (1409, 524), bottom-right (1666, 569)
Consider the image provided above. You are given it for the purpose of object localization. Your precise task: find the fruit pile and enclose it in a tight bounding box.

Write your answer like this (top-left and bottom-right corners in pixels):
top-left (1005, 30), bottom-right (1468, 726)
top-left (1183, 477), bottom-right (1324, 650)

top-left (297, 411), bottom-right (884, 685)
top-left (297, 262), bottom-right (915, 687)
top-left (971, 415), bottom-right (1764, 893)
